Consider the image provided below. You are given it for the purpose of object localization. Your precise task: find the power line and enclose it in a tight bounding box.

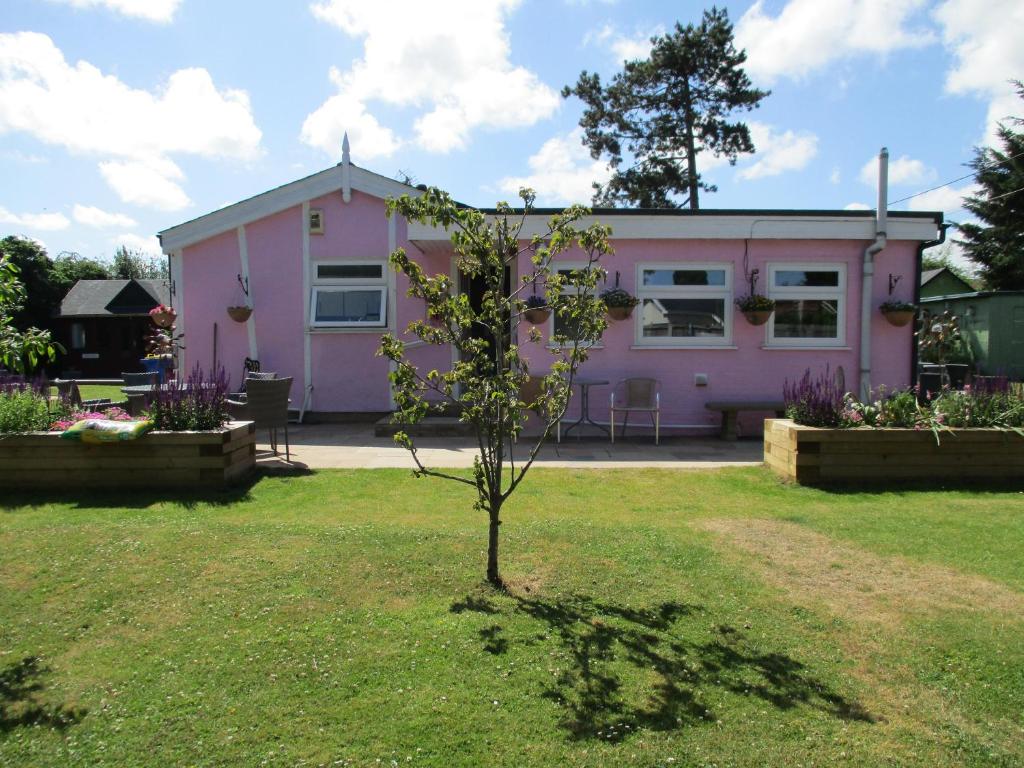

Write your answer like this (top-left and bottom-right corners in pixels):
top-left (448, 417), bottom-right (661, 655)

top-left (889, 149), bottom-right (1024, 207)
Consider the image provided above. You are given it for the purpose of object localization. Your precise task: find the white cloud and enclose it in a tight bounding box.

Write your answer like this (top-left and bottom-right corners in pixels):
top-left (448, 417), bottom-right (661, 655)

top-left (583, 23), bottom-right (663, 63)
top-left (934, 0), bottom-right (1024, 145)
top-left (736, 122), bottom-right (819, 180)
top-left (113, 232), bottom-right (163, 255)
top-left (903, 183), bottom-right (976, 216)
top-left (0, 32), bottom-right (262, 210)
top-left (844, 202), bottom-right (871, 210)
top-left (72, 204), bottom-right (137, 228)
top-left (735, 0), bottom-right (933, 83)
top-left (99, 158), bottom-right (191, 211)
top-left (497, 129), bottom-right (611, 205)
top-left (0, 205), bottom-right (70, 230)
top-left (859, 154), bottom-right (937, 187)
top-left (830, 167), bottom-right (841, 185)
top-left (45, 0), bottom-right (182, 23)
top-left (304, 0), bottom-right (560, 157)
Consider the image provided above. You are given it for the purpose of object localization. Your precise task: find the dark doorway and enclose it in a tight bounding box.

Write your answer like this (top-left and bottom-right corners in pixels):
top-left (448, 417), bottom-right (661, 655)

top-left (460, 266), bottom-right (511, 374)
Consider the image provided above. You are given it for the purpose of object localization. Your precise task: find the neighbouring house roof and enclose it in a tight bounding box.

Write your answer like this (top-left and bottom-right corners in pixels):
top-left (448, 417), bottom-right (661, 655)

top-left (921, 266), bottom-right (974, 292)
top-left (158, 157), bottom-right (944, 253)
top-left (60, 279), bottom-right (170, 318)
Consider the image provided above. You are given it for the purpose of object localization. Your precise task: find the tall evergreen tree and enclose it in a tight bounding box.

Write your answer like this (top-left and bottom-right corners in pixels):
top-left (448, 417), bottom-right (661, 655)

top-left (957, 82), bottom-right (1024, 290)
top-left (563, 7), bottom-right (768, 209)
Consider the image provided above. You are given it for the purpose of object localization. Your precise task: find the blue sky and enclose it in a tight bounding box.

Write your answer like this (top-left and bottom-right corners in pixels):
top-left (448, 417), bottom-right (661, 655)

top-left (0, 0), bottom-right (1020, 267)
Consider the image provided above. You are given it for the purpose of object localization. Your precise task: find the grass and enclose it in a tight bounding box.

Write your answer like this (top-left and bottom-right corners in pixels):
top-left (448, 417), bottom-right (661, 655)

top-left (1, 467), bottom-right (1022, 767)
top-left (48, 384), bottom-right (126, 403)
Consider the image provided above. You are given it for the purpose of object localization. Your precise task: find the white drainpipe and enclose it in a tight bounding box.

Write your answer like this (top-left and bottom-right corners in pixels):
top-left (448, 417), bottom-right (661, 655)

top-left (859, 147), bottom-right (888, 401)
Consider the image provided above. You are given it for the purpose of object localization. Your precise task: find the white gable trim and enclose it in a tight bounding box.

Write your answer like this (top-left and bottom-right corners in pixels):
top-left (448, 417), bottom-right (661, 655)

top-left (159, 165), bottom-right (420, 254)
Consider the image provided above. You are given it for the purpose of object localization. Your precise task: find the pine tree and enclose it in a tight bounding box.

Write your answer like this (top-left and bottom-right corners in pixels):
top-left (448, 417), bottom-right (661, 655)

top-left (957, 82), bottom-right (1024, 290)
top-left (563, 7), bottom-right (768, 209)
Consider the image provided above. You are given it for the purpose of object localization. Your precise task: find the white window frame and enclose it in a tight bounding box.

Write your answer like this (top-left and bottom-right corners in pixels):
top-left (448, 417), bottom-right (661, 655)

top-left (766, 262), bottom-right (846, 347)
top-left (547, 262), bottom-right (602, 348)
top-left (310, 260), bottom-right (388, 328)
top-left (634, 262), bottom-right (733, 347)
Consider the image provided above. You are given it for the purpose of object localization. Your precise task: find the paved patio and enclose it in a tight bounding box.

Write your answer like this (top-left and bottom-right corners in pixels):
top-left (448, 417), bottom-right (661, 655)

top-left (254, 422), bottom-right (764, 470)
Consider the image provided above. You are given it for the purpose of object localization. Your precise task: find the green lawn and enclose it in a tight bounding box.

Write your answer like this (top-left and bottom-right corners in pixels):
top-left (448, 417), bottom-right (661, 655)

top-left (1, 468), bottom-right (1022, 767)
top-left (49, 384), bottom-right (126, 404)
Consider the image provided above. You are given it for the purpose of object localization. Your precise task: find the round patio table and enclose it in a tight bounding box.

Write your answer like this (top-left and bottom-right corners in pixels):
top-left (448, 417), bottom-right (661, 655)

top-left (562, 377), bottom-right (610, 440)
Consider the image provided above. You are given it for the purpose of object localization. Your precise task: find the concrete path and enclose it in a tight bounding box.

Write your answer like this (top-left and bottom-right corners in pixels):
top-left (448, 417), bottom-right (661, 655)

top-left (255, 422), bottom-right (764, 470)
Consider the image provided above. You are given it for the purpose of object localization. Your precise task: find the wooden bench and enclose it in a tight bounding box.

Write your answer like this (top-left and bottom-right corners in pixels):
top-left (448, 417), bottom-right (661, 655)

top-left (705, 400), bottom-right (786, 441)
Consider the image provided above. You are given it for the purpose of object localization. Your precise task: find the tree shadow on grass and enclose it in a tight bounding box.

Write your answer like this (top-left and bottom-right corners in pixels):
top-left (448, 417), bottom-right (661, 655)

top-left (0, 657), bottom-right (85, 734)
top-left (452, 592), bottom-right (874, 742)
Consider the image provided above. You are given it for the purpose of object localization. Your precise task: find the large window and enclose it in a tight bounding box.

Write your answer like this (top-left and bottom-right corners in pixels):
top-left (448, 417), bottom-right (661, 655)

top-left (767, 264), bottom-right (845, 346)
top-left (310, 261), bottom-right (387, 328)
top-left (635, 264), bottom-right (732, 346)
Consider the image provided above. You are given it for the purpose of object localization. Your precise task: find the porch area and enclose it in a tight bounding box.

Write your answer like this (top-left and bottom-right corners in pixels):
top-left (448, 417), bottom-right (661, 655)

top-left (253, 422), bottom-right (763, 470)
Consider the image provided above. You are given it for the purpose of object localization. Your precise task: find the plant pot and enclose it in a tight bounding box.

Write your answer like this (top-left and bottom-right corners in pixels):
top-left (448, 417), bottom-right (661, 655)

top-left (881, 308), bottom-right (915, 327)
top-left (945, 363), bottom-right (969, 390)
top-left (523, 308), bottom-right (551, 324)
top-left (742, 310), bottom-right (773, 326)
top-left (150, 310), bottom-right (175, 328)
top-left (227, 306), bottom-right (252, 323)
top-left (606, 306), bottom-right (633, 321)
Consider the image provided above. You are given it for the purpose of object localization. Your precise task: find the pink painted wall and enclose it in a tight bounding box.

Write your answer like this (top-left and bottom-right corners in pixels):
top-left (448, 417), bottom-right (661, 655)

top-left (178, 190), bottom-right (919, 432)
top-left (179, 190), bottom-right (451, 413)
top-left (518, 238), bottom-right (918, 436)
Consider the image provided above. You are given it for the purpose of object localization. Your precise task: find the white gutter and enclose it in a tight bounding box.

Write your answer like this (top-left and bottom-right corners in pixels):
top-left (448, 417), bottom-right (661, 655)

top-left (859, 147), bottom-right (888, 400)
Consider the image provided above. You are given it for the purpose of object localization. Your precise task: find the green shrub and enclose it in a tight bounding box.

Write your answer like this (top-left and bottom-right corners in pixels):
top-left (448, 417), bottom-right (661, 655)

top-left (0, 387), bottom-right (61, 433)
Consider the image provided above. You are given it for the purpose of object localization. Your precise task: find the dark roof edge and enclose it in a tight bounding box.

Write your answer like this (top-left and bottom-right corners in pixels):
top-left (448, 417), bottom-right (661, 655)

top-left (471, 207), bottom-right (943, 220)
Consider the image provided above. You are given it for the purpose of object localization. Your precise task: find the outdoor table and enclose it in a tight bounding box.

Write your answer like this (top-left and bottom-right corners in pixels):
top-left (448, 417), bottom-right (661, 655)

top-left (562, 377), bottom-right (610, 440)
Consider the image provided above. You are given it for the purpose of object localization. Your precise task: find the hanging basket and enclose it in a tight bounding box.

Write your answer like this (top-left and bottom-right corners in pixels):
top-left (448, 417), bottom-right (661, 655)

top-left (523, 308), bottom-right (551, 324)
top-left (881, 308), bottom-right (915, 327)
top-left (742, 310), bottom-right (773, 326)
top-left (606, 306), bottom-right (634, 321)
top-left (150, 310), bottom-right (175, 328)
top-left (227, 305), bottom-right (253, 323)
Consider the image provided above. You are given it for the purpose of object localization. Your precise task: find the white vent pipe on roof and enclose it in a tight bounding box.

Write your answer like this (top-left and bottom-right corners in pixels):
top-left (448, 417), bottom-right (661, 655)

top-left (859, 147), bottom-right (888, 401)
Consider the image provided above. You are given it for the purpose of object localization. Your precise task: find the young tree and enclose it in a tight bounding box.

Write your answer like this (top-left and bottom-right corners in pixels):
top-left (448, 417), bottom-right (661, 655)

top-left (957, 81), bottom-right (1024, 290)
top-left (0, 254), bottom-right (62, 373)
top-left (563, 7), bottom-right (768, 209)
top-left (379, 188), bottom-right (612, 587)
top-left (111, 245), bottom-right (168, 280)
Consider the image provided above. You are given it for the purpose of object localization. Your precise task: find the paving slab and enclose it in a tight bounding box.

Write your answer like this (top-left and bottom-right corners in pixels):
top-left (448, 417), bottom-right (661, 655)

top-left (254, 422), bottom-right (764, 470)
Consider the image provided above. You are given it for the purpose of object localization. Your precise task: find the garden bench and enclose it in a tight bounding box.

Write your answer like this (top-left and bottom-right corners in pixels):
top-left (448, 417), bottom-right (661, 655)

top-left (705, 400), bottom-right (786, 441)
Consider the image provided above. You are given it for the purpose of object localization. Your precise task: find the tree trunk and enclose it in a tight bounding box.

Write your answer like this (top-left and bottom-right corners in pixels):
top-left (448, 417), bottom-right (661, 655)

top-left (486, 503), bottom-right (502, 586)
top-left (681, 79), bottom-right (700, 210)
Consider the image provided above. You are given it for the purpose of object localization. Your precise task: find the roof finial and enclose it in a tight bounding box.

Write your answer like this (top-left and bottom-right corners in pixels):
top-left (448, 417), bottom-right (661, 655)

top-left (340, 131), bottom-right (352, 202)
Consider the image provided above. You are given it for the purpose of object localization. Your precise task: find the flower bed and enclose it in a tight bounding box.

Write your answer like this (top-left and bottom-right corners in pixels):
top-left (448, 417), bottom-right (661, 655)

top-left (763, 418), bottom-right (1024, 484)
top-left (0, 420), bottom-right (255, 489)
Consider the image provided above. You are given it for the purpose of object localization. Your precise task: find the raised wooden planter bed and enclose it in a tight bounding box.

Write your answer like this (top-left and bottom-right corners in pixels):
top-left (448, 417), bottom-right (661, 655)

top-left (764, 418), bottom-right (1024, 484)
top-left (0, 421), bottom-right (256, 489)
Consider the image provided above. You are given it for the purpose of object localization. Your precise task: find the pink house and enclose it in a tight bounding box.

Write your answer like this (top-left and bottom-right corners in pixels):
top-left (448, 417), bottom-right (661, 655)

top-left (158, 145), bottom-right (943, 436)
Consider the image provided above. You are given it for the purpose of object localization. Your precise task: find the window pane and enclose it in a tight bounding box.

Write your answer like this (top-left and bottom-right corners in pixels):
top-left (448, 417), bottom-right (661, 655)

top-left (640, 298), bottom-right (725, 338)
top-left (773, 270), bottom-right (839, 288)
top-left (773, 299), bottom-right (839, 338)
top-left (642, 268), bottom-right (726, 287)
top-left (316, 263), bottom-right (383, 280)
top-left (315, 289), bottom-right (382, 323)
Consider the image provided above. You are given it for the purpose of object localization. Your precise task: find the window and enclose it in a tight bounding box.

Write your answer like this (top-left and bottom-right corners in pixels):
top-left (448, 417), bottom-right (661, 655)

top-left (635, 264), bottom-right (732, 346)
top-left (767, 264), bottom-right (845, 346)
top-left (70, 322), bottom-right (86, 350)
top-left (310, 261), bottom-right (387, 328)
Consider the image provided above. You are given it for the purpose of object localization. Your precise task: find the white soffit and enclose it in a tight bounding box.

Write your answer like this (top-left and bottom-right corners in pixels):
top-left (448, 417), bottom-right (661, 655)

top-left (408, 214), bottom-right (942, 243)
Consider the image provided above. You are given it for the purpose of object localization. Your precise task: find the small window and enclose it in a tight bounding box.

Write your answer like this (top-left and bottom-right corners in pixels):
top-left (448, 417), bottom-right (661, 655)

top-left (768, 263), bottom-right (846, 346)
top-left (636, 264), bottom-right (732, 346)
top-left (70, 322), bottom-right (86, 350)
top-left (316, 263), bottom-right (384, 281)
top-left (310, 261), bottom-right (388, 328)
top-left (549, 265), bottom-right (601, 346)
top-left (310, 287), bottom-right (386, 327)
